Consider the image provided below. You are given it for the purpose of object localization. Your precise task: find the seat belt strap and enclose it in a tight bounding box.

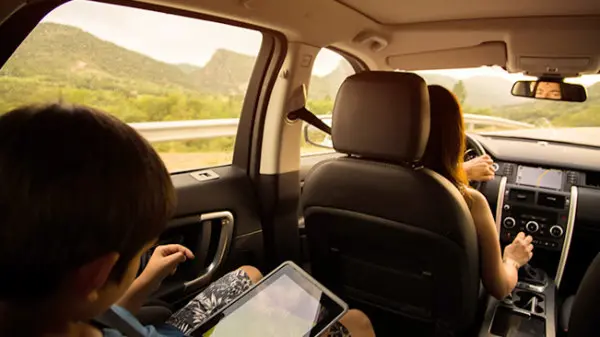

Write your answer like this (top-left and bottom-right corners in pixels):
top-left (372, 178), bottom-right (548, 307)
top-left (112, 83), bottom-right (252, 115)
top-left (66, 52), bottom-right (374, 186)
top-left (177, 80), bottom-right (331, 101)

top-left (287, 107), bottom-right (332, 135)
top-left (91, 306), bottom-right (146, 337)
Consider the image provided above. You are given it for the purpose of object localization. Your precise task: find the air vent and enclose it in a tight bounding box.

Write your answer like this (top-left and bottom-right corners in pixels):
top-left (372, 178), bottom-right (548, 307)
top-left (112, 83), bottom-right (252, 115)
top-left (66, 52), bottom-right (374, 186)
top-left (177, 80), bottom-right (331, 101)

top-left (585, 171), bottom-right (600, 189)
top-left (503, 164), bottom-right (515, 176)
top-left (566, 171), bottom-right (579, 185)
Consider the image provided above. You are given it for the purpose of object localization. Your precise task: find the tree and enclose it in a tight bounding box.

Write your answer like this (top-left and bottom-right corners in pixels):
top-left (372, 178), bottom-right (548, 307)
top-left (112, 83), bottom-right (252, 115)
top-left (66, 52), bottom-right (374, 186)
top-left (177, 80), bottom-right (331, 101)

top-left (453, 80), bottom-right (467, 106)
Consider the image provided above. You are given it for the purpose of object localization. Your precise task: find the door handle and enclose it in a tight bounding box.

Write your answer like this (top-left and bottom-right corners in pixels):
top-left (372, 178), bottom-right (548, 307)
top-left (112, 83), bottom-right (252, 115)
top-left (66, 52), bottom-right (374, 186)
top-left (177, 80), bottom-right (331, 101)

top-left (183, 211), bottom-right (234, 291)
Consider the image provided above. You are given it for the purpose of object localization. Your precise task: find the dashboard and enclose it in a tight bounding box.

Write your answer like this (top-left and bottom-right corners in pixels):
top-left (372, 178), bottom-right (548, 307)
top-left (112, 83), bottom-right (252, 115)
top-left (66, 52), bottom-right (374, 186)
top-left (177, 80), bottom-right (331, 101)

top-left (466, 133), bottom-right (600, 292)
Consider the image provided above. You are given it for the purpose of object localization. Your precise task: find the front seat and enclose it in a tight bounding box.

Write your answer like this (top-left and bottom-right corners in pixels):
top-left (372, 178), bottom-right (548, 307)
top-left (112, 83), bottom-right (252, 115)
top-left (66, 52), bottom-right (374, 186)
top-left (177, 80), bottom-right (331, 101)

top-left (301, 72), bottom-right (479, 336)
top-left (560, 253), bottom-right (600, 336)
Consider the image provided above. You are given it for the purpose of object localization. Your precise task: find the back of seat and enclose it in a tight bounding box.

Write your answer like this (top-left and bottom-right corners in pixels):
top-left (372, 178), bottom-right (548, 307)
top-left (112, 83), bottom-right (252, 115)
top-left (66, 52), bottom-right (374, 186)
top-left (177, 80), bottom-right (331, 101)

top-left (301, 71), bottom-right (480, 336)
top-left (567, 253), bottom-right (600, 337)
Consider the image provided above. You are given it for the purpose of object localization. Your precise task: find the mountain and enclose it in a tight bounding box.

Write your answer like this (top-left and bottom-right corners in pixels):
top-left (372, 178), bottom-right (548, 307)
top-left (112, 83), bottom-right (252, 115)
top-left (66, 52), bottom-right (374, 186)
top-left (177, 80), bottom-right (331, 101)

top-left (0, 22), bottom-right (346, 99)
top-left (461, 76), bottom-right (531, 107)
top-left (177, 63), bottom-right (202, 74)
top-left (310, 61), bottom-right (355, 99)
top-left (417, 73), bottom-right (457, 90)
top-left (417, 73), bottom-right (531, 107)
top-left (1, 23), bottom-right (196, 90)
top-left (190, 49), bottom-right (257, 96)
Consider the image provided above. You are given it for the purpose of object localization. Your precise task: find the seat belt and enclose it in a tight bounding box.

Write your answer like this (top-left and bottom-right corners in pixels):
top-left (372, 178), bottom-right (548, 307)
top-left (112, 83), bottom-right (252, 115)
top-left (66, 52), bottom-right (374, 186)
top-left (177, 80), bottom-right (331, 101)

top-left (91, 306), bottom-right (147, 337)
top-left (287, 106), bottom-right (332, 135)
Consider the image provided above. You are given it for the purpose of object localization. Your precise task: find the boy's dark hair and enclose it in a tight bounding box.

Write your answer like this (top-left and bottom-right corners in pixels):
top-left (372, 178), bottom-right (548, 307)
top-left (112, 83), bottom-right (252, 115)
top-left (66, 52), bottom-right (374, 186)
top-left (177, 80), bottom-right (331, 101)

top-left (0, 104), bottom-right (175, 301)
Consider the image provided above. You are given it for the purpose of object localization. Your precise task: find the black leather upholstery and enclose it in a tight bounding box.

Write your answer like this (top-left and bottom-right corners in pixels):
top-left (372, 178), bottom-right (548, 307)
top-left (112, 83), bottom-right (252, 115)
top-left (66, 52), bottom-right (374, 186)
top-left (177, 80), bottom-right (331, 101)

top-left (301, 72), bottom-right (479, 336)
top-left (332, 71), bottom-right (430, 163)
top-left (562, 253), bottom-right (600, 336)
top-left (560, 295), bottom-right (574, 333)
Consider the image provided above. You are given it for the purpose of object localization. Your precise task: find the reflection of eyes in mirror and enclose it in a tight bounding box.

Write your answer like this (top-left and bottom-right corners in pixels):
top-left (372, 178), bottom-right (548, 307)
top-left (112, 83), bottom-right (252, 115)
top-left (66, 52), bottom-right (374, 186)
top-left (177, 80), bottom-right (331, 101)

top-left (535, 82), bottom-right (562, 100)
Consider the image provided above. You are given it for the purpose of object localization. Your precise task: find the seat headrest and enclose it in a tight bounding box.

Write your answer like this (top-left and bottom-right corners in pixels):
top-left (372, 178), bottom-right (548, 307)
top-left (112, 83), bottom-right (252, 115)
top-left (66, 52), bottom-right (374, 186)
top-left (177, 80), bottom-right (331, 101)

top-left (332, 71), bottom-right (430, 163)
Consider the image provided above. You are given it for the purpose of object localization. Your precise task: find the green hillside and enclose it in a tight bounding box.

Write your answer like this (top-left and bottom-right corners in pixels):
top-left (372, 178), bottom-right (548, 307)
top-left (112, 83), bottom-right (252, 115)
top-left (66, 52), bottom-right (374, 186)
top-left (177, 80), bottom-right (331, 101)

top-left (1, 23), bottom-right (195, 92)
top-left (191, 49), bottom-right (257, 96)
top-left (0, 22), bottom-right (346, 99)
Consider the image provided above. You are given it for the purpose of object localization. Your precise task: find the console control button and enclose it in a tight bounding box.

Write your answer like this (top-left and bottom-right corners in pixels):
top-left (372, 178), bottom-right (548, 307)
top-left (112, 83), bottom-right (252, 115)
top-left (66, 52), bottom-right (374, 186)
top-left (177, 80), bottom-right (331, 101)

top-left (503, 217), bottom-right (516, 229)
top-left (525, 221), bottom-right (540, 233)
top-left (550, 225), bottom-right (564, 238)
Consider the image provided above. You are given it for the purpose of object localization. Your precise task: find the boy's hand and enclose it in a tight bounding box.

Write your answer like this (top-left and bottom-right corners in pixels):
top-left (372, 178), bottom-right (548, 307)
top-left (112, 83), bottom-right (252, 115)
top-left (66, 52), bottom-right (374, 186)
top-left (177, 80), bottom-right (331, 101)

top-left (139, 244), bottom-right (195, 288)
top-left (117, 244), bottom-right (194, 315)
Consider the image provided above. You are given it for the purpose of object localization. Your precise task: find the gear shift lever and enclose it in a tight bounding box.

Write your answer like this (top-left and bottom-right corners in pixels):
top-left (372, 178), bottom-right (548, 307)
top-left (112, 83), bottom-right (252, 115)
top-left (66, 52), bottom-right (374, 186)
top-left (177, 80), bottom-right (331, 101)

top-left (519, 264), bottom-right (548, 287)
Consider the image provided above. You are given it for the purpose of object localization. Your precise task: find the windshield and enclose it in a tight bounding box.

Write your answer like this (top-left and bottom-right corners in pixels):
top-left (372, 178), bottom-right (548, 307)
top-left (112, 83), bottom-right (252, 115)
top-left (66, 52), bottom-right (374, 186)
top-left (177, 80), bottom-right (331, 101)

top-left (415, 66), bottom-right (600, 147)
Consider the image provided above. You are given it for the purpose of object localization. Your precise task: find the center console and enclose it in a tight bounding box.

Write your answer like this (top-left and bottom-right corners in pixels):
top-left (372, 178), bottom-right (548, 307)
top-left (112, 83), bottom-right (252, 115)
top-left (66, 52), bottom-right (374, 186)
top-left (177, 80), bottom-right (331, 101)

top-left (495, 164), bottom-right (578, 288)
top-left (479, 264), bottom-right (558, 337)
top-left (479, 163), bottom-right (580, 337)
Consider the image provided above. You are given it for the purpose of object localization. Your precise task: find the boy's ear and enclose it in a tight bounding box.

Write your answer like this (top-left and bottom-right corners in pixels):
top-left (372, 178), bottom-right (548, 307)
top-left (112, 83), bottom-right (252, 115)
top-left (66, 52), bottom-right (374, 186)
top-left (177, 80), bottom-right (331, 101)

top-left (71, 252), bottom-right (120, 300)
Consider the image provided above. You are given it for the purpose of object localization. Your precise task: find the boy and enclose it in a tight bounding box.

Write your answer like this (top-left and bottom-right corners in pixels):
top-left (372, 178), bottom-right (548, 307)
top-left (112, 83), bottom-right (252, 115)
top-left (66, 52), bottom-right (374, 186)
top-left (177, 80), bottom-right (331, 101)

top-left (0, 103), bottom-right (259, 336)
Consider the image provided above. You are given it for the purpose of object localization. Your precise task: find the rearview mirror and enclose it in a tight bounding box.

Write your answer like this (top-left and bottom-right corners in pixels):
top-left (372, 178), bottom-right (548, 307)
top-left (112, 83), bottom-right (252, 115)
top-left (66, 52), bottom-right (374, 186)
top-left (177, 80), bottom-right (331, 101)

top-left (511, 80), bottom-right (587, 102)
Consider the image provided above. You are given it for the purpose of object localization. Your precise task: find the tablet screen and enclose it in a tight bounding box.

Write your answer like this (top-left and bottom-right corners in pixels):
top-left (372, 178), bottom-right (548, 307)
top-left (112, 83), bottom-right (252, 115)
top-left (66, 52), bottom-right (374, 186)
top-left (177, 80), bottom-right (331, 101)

top-left (193, 264), bottom-right (346, 337)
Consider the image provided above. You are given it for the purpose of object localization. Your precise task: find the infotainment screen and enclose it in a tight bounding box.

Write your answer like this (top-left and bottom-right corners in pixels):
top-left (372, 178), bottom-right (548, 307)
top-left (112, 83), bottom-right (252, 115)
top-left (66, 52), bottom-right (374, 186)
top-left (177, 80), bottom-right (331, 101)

top-left (516, 166), bottom-right (563, 190)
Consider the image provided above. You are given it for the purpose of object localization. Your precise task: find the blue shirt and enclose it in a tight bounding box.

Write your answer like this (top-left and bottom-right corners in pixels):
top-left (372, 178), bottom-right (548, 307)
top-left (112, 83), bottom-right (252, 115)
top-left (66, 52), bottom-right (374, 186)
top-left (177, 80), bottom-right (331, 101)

top-left (99, 305), bottom-right (185, 337)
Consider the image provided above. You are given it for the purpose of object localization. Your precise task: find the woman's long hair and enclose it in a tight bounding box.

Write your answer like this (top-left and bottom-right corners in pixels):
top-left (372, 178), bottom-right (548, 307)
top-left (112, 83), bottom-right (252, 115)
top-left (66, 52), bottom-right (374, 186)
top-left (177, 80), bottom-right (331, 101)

top-left (421, 85), bottom-right (470, 197)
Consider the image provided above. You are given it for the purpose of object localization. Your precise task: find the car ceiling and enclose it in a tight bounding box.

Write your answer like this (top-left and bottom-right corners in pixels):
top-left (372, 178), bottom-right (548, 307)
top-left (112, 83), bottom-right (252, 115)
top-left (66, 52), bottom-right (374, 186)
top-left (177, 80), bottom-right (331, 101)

top-left (2, 0), bottom-right (600, 75)
top-left (338, 0), bottom-right (599, 24)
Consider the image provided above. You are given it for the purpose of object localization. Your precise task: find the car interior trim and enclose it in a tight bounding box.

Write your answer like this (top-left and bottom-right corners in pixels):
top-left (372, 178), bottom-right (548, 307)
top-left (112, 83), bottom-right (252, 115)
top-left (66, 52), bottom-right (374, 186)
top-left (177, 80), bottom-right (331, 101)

top-left (259, 42), bottom-right (319, 175)
top-left (515, 281), bottom-right (547, 294)
top-left (555, 185), bottom-right (578, 289)
top-left (249, 34), bottom-right (288, 177)
top-left (183, 211), bottom-right (234, 291)
top-left (495, 176), bottom-right (508, 232)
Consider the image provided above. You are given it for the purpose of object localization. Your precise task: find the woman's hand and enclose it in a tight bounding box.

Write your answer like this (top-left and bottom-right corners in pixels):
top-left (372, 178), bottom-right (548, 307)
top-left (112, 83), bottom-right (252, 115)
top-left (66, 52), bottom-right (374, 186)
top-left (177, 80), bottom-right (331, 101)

top-left (464, 155), bottom-right (495, 182)
top-left (503, 232), bottom-right (534, 268)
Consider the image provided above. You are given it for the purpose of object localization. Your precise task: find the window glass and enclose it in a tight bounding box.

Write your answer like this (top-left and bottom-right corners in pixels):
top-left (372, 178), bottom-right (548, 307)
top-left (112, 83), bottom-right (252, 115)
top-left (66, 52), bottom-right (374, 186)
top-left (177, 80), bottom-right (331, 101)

top-left (301, 49), bottom-right (355, 155)
top-left (416, 66), bottom-right (600, 139)
top-left (0, 0), bottom-right (262, 172)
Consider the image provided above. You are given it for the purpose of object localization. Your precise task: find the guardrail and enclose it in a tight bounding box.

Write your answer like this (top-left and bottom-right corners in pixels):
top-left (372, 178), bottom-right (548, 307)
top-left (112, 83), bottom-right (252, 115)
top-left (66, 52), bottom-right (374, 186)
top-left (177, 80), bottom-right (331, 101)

top-left (130, 119), bottom-right (239, 143)
top-left (129, 114), bottom-right (534, 143)
top-left (463, 113), bottom-right (534, 130)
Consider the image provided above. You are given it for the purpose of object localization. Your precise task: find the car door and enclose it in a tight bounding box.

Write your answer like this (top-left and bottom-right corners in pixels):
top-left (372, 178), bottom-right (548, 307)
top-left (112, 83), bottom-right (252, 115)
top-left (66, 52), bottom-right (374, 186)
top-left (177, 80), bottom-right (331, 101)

top-left (0, 0), bottom-right (285, 306)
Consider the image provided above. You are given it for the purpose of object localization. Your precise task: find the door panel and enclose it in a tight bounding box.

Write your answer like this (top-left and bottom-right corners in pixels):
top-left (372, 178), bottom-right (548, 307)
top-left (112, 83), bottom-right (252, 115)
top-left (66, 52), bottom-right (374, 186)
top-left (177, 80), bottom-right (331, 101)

top-left (147, 148), bottom-right (266, 303)
top-left (0, 0), bottom-right (284, 308)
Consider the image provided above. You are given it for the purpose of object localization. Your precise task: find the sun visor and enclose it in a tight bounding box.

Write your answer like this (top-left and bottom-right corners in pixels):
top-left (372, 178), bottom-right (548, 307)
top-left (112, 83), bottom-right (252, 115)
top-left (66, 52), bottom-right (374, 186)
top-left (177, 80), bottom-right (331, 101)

top-left (387, 42), bottom-right (507, 71)
top-left (506, 28), bottom-right (600, 77)
top-left (515, 57), bottom-right (595, 77)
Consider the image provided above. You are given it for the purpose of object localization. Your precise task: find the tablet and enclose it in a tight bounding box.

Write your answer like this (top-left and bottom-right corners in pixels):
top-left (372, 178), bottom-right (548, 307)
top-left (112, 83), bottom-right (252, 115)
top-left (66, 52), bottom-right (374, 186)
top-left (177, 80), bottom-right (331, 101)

top-left (190, 261), bottom-right (348, 337)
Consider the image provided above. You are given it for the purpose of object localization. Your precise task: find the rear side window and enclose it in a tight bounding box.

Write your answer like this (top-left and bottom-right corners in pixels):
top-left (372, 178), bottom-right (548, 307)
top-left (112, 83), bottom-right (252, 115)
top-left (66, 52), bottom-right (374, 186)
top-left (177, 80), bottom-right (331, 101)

top-left (0, 0), bottom-right (262, 172)
top-left (301, 49), bottom-right (355, 155)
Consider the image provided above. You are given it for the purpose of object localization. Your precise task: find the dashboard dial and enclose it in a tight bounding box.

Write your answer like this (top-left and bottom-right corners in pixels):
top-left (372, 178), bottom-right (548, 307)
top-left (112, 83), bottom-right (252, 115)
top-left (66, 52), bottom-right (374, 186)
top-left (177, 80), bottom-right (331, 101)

top-left (526, 221), bottom-right (540, 233)
top-left (550, 225), bottom-right (564, 238)
top-left (503, 217), bottom-right (516, 229)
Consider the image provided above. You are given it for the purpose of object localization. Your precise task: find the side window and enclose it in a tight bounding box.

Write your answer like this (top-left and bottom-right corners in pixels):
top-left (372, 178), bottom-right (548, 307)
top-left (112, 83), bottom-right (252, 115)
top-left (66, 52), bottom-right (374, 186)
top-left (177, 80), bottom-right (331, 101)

top-left (301, 49), bottom-right (355, 155)
top-left (0, 0), bottom-right (262, 172)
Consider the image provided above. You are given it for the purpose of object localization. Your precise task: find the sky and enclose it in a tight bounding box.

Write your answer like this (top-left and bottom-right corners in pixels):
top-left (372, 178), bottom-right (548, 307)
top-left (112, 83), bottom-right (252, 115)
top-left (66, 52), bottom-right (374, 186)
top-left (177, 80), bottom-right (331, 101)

top-left (42, 0), bottom-right (599, 84)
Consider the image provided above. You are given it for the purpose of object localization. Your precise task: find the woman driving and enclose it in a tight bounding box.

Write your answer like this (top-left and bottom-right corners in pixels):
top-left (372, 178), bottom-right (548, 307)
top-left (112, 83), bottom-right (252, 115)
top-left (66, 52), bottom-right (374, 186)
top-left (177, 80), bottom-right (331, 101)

top-left (421, 85), bottom-right (534, 299)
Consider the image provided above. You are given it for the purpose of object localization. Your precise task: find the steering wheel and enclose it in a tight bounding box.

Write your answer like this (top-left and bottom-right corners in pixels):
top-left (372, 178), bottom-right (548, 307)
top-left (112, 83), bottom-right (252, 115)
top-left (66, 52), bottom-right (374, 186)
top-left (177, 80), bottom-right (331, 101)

top-left (464, 134), bottom-right (487, 190)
